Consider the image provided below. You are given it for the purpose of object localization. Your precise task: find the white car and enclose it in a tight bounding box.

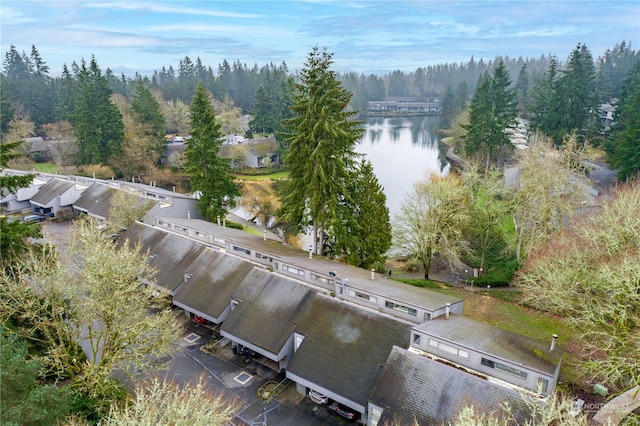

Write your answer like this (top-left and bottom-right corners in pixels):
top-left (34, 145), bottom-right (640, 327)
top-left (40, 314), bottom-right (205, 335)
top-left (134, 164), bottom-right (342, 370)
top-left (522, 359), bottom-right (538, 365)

top-left (308, 389), bottom-right (328, 404)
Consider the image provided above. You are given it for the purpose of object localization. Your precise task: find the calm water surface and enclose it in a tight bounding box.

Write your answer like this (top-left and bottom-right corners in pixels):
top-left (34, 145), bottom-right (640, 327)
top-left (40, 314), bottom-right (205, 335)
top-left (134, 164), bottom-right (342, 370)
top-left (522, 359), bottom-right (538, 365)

top-left (356, 115), bottom-right (450, 216)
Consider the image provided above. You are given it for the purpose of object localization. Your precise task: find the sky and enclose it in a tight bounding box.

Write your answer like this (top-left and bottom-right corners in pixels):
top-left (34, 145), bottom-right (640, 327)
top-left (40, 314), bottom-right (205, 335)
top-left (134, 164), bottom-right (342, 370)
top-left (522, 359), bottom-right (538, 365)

top-left (1, 1), bottom-right (639, 77)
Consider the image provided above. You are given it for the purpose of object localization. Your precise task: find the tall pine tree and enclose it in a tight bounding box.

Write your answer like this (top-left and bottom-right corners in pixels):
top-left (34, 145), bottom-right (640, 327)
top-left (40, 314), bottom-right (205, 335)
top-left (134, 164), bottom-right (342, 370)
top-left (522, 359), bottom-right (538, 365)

top-left (73, 57), bottom-right (124, 165)
top-left (606, 58), bottom-right (640, 181)
top-left (528, 56), bottom-right (559, 135)
top-left (550, 43), bottom-right (599, 145)
top-left (277, 47), bottom-right (363, 255)
top-left (184, 82), bottom-right (239, 221)
top-left (131, 81), bottom-right (166, 161)
top-left (344, 159), bottom-right (392, 269)
top-left (463, 60), bottom-right (517, 175)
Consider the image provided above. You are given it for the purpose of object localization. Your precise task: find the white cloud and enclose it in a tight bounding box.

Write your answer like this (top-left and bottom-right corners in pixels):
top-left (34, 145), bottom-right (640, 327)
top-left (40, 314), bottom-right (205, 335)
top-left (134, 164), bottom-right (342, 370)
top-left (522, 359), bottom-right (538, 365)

top-left (85, 1), bottom-right (263, 18)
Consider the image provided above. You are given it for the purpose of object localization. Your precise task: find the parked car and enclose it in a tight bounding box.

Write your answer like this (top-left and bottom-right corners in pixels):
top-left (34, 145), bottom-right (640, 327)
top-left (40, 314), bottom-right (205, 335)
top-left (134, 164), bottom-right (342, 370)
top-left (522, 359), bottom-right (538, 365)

top-left (240, 346), bottom-right (259, 358)
top-left (335, 403), bottom-right (358, 420)
top-left (308, 389), bottom-right (328, 404)
top-left (23, 214), bottom-right (46, 223)
top-left (193, 315), bottom-right (209, 325)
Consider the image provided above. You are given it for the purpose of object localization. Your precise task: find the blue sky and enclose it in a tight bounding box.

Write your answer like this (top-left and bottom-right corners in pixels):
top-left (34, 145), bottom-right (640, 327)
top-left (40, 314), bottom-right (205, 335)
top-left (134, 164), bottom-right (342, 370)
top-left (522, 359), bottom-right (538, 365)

top-left (1, 1), bottom-right (638, 77)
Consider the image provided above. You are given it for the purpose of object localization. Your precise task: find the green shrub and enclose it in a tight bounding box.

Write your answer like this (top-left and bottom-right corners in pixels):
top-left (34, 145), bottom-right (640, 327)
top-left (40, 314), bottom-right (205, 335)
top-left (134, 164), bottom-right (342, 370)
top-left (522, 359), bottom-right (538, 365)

top-left (473, 258), bottom-right (520, 287)
top-left (69, 380), bottom-right (128, 424)
top-left (224, 220), bottom-right (244, 230)
top-left (395, 278), bottom-right (442, 289)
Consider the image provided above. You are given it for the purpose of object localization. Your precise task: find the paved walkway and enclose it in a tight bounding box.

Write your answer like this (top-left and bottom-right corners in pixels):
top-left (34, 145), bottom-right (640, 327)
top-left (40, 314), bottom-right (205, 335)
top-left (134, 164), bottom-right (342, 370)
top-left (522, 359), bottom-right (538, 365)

top-left (591, 386), bottom-right (640, 425)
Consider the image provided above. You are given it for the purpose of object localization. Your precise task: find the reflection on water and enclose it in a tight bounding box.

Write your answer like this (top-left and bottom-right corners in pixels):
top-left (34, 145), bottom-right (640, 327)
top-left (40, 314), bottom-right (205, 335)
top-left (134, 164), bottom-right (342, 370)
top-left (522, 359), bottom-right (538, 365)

top-left (357, 115), bottom-right (449, 216)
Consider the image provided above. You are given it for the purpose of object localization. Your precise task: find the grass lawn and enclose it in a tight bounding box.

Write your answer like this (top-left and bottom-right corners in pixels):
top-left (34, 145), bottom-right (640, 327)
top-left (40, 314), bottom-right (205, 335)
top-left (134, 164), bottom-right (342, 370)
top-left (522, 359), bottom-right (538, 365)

top-left (242, 226), bottom-right (264, 237)
top-left (235, 171), bottom-right (288, 181)
top-left (31, 163), bottom-right (60, 173)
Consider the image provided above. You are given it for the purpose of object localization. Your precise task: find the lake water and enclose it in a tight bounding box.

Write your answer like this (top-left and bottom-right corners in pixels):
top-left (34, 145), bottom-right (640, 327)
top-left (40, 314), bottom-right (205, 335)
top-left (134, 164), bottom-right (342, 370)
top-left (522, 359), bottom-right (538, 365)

top-left (356, 115), bottom-right (450, 217)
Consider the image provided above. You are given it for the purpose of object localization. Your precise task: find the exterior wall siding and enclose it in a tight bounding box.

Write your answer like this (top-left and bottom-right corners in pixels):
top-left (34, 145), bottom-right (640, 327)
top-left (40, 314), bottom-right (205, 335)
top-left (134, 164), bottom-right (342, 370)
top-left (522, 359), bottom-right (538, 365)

top-left (411, 332), bottom-right (556, 395)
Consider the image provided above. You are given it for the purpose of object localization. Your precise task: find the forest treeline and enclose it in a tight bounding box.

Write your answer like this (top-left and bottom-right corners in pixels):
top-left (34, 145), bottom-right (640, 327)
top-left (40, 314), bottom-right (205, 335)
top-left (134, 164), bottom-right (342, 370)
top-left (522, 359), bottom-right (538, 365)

top-left (2, 41), bottom-right (637, 137)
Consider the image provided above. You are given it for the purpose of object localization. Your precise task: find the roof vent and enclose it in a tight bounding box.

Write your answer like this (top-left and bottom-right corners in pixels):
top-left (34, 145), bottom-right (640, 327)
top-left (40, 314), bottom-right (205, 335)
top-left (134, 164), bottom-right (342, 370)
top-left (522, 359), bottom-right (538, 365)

top-left (550, 334), bottom-right (558, 351)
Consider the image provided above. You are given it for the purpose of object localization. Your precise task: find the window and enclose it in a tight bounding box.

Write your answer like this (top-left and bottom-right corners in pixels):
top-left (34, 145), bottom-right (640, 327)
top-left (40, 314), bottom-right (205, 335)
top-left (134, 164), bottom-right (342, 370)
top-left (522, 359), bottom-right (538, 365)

top-left (310, 273), bottom-right (329, 284)
top-left (438, 342), bottom-right (459, 355)
top-left (355, 292), bottom-right (375, 303)
top-left (232, 245), bottom-right (250, 255)
top-left (337, 286), bottom-right (344, 295)
top-left (294, 334), bottom-right (305, 352)
top-left (429, 339), bottom-right (468, 358)
top-left (413, 334), bottom-right (421, 345)
top-left (231, 300), bottom-right (238, 311)
top-left (385, 301), bottom-right (417, 316)
top-left (424, 312), bottom-right (432, 321)
top-left (255, 252), bottom-right (271, 260)
top-left (282, 265), bottom-right (304, 276)
top-left (481, 358), bottom-right (528, 379)
top-left (370, 407), bottom-right (383, 426)
top-left (538, 378), bottom-right (549, 393)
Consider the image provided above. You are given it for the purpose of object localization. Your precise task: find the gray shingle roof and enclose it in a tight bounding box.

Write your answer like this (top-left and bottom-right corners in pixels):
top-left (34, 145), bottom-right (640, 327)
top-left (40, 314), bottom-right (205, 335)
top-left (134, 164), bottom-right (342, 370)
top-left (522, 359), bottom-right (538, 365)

top-left (73, 183), bottom-right (155, 220)
top-left (173, 248), bottom-right (255, 319)
top-left (342, 276), bottom-right (463, 311)
top-left (161, 217), bottom-right (463, 312)
top-left (287, 296), bottom-right (411, 406)
top-left (119, 223), bottom-right (205, 293)
top-left (414, 316), bottom-right (561, 374)
top-left (370, 346), bottom-right (532, 425)
top-left (72, 183), bottom-right (116, 219)
top-left (30, 178), bottom-right (74, 206)
top-left (221, 268), bottom-right (314, 355)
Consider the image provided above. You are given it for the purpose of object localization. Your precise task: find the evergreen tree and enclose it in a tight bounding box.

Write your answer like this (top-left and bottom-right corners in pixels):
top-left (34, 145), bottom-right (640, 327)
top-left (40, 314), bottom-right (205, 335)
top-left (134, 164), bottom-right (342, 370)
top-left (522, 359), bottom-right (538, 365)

top-left (454, 80), bottom-right (469, 113)
top-left (248, 85), bottom-right (275, 136)
top-left (53, 64), bottom-right (76, 122)
top-left (514, 64), bottom-right (529, 117)
top-left (549, 44), bottom-right (599, 145)
top-left (184, 82), bottom-right (239, 221)
top-left (0, 138), bottom-right (40, 269)
top-left (528, 56), bottom-right (559, 135)
top-left (463, 60), bottom-right (517, 175)
top-left (277, 47), bottom-right (363, 255)
top-left (131, 81), bottom-right (166, 160)
top-left (0, 332), bottom-right (71, 426)
top-left (597, 40), bottom-right (638, 101)
top-left (2, 44), bottom-right (53, 128)
top-left (344, 159), bottom-right (391, 269)
top-left (73, 57), bottom-right (124, 165)
top-left (3, 45), bottom-right (29, 80)
top-left (438, 85), bottom-right (456, 128)
top-left (606, 58), bottom-right (640, 181)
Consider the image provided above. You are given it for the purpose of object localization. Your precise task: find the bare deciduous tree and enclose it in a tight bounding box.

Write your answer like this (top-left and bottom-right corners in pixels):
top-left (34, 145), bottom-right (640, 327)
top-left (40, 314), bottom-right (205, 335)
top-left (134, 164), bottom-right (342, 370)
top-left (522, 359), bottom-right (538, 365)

top-left (517, 180), bottom-right (640, 392)
top-left (239, 180), bottom-right (280, 227)
top-left (511, 132), bottom-right (589, 261)
top-left (41, 121), bottom-right (78, 166)
top-left (392, 174), bottom-right (471, 279)
top-left (108, 190), bottom-right (156, 230)
top-left (100, 376), bottom-right (243, 426)
top-left (0, 218), bottom-right (182, 397)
